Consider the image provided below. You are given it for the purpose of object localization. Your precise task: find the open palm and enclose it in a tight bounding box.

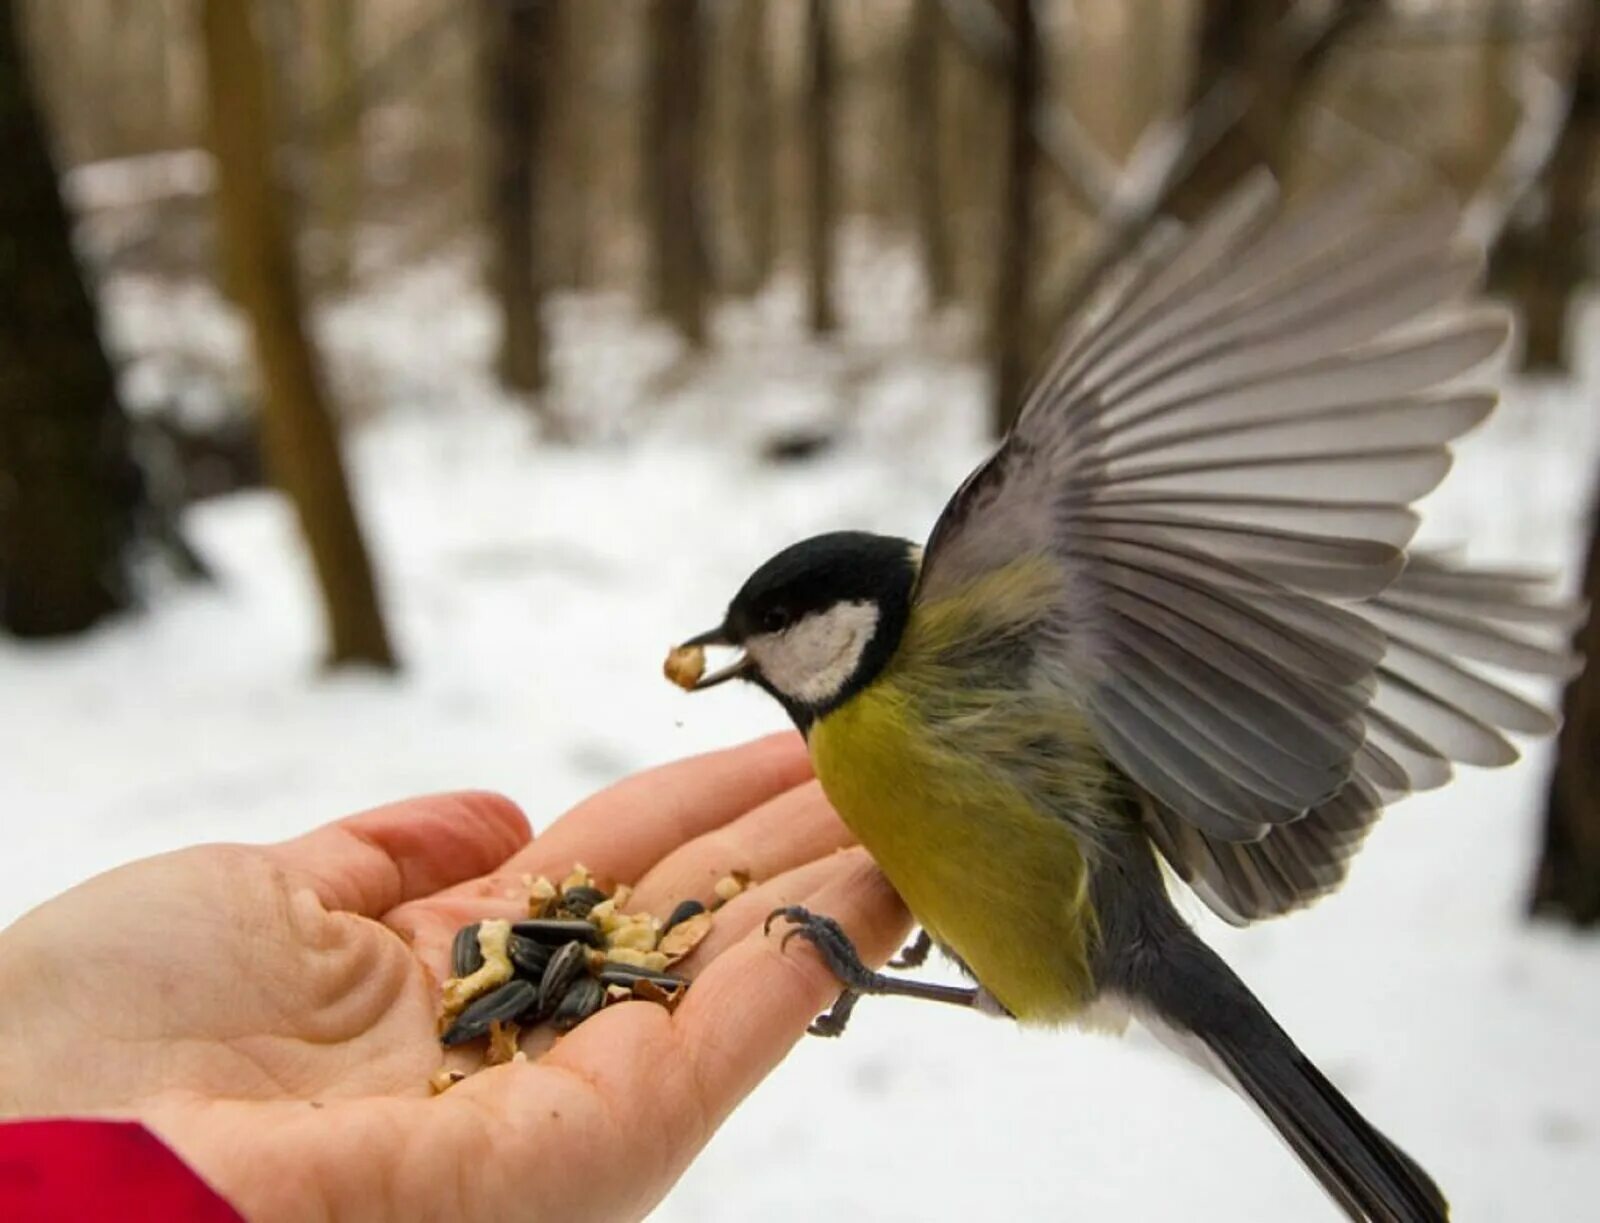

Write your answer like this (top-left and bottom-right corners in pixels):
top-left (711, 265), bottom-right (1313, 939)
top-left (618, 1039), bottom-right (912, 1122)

top-left (0, 734), bottom-right (906, 1222)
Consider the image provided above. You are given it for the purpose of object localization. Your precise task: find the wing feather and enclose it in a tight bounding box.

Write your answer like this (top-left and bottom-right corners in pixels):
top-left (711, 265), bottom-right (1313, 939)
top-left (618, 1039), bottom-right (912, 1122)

top-left (913, 177), bottom-right (1578, 925)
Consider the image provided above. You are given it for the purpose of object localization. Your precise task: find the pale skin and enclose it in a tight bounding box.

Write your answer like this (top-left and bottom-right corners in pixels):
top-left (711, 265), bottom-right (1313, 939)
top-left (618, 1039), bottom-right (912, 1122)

top-left (0, 733), bottom-right (908, 1222)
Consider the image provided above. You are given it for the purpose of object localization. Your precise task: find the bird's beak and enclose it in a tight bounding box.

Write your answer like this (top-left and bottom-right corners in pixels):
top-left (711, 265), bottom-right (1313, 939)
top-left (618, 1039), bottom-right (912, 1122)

top-left (679, 625), bottom-right (753, 690)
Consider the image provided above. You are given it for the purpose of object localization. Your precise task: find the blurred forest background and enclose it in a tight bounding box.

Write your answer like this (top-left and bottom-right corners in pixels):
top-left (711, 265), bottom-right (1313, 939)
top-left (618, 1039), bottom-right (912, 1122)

top-left (2, 0), bottom-right (1599, 927)
top-left (5, 3), bottom-right (1600, 1216)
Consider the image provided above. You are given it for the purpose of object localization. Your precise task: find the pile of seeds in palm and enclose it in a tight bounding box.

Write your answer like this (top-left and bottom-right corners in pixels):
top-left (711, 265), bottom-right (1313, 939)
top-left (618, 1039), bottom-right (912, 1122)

top-left (432, 865), bottom-right (747, 1089)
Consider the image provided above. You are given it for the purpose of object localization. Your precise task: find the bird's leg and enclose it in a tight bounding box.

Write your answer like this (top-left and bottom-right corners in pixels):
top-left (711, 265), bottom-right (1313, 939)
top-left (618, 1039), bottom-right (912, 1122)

top-left (888, 928), bottom-right (933, 970)
top-left (765, 906), bottom-right (980, 1037)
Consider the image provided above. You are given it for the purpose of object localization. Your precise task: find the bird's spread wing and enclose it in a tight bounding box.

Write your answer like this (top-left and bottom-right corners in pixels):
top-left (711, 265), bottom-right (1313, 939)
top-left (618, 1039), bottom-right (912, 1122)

top-left (915, 176), bottom-right (1580, 922)
top-left (1142, 553), bottom-right (1579, 923)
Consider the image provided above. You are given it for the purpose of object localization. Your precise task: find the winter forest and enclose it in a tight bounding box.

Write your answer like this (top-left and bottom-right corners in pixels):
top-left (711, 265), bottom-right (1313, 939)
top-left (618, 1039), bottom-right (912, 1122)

top-left (2, 0), bottom-right (1599, 1218)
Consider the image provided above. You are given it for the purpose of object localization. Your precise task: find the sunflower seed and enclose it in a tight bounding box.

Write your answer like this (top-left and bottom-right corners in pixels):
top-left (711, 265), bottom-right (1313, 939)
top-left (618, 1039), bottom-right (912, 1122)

top-left (551, 977), bottom-right (606, 1031)
top-left (558, 885), bottom-right (608, 919)
top-left (664, 899), bottom-right (707, 932)
top-left (507, 932), bottom-right (553, 979)
top-left (596, 962), bottom-right (688, 990)
top-left (538, 941), bottom-right (590, 1016)
top-left (451, 922), bottom-right (485, 978)
top-left (442, 979), bottom-right (538, 1047)
top-left (511, 919), bottom-right (604, 948)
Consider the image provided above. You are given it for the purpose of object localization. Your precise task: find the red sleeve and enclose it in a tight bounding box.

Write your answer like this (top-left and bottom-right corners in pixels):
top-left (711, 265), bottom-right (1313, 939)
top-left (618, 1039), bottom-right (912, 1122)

top-left (0, 1119), bottom-right (244, 1221)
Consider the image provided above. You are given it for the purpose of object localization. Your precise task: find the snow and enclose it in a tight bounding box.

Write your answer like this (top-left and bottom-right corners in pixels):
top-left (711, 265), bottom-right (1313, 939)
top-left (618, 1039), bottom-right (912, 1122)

top-left (4, 244), bottom-right (1599, 1221)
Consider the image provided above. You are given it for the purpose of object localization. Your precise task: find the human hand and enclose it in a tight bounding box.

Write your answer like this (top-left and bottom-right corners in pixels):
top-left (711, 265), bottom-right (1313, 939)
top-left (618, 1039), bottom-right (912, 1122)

top-left (0, 734), bottom-right (907, 1222)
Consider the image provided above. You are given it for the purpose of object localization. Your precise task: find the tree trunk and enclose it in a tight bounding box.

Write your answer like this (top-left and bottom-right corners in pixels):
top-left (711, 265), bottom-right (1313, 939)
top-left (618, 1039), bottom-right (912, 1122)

top-left (644, 0), bottom-right (708, 348)
top-left (0, 0), bottom-right (138, 637)
top-left (906, 0), bottom-right (950, 309)
top-left (991, 0), bottom-right (1038, 435)
top-left (312, 0), bottom-right (361, 289)
top-left (542, 0), bottom-right (591, 292)
top-left (482, 0), bottom-right (548, 392)
top-left (201, 0), bottom-right (396, 670)
top-left (1166, 0), bottom-right (1374, 223)
top-left (1489, 1), bottom-right (1600, 374)
top-left (804, 0), bottom-right (836, 335)
top-left (1531, 483), bottom-right (1600, 926)
top-left (729, 0), bottom-right (774, 295)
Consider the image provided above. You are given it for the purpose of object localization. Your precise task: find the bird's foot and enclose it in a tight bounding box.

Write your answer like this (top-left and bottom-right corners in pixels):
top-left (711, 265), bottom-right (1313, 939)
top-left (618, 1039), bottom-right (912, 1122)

top-left (889, 928), bottom-right (933, 970)
top-left (764, 906), bottom-right (980, 1037)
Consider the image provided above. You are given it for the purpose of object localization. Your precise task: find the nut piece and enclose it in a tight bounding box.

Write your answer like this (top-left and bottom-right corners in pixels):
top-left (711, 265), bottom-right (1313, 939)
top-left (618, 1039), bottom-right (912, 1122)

top-left (607, 912), bottom-right (662, 953)
top-left (634, 978), bottom-right (686, 1012)
top-left (659, 910), bottom-right (712, 962)
top-left (429, 1068), bottom-right (467, 1095)
top-left (712, 873), bottom-right (748, 906)
top-left (441, 919), bottom-right (514, 1016)
top-left (604, 946), bottom-right (671, 973)
top-left (526, 875), bottom-right (558, 917)
top-left (663, 644), bottom-right (706, 690)
top-left (561, 864), bottom-right (594, 894)
top-left (485, 1020), bottom-right (522, 1066)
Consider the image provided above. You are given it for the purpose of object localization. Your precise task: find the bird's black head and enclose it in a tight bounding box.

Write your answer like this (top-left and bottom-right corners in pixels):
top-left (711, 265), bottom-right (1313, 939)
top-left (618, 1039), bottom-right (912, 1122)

top-left (678, 531), bottom-right (920, 730)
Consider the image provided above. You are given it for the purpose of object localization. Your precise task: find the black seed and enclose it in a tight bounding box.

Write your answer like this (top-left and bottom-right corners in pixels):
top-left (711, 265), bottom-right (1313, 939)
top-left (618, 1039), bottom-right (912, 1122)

top-left (451, 923), bottom-right (485, 978)
top-left (664, 899), bottom-right (707, 932)
top-left (550, 977), bottom-right (605, 1031)
top-left (441, 979), bottom-right (538, 1047)
top-left (596, 962), bottom-right (688, 990)
top-left (538, 941), bottom-right (590, 1016)
top-left (511, 919), bottom-right (604, 948)
top-left (508, 933), bottom-right (553, 979)
top-left (558, 886), bottom-right (608, 918)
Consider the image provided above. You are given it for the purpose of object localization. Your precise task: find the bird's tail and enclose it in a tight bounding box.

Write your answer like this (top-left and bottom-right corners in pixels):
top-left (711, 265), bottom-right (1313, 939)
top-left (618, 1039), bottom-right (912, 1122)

top-left (1129, 929), bottom-right (1449, 1222)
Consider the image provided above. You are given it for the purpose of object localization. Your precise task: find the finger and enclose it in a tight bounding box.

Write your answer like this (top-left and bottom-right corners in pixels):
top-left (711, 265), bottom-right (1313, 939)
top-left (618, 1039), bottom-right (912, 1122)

top-left (429, 731), bottom-right (811, 903)
top-left (623, 780), bottom-right (854, 918)
top-left (669, 849), bottom-right (907, 1108)
top-left (264, 791), bottom-right (532, 918)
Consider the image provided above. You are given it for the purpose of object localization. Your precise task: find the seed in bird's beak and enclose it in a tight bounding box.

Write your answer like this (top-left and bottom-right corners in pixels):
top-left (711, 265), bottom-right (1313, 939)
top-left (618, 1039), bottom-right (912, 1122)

top-left (667, 626), bottom-right (753, 691)
top-left (664, 644), bottom-right (706, 689)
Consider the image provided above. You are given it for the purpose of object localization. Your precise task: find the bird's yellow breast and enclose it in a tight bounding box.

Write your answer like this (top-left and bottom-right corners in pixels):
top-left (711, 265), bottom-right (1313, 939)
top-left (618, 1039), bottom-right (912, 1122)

top-left (807, 568), bottom-right (1111, 1022)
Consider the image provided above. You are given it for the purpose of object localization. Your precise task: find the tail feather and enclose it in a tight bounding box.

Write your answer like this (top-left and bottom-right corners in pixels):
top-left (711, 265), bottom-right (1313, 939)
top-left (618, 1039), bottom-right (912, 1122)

top-left (1204, 1024), bottom-right (1448, 1222)
top-left (1125, 926), bottom-right (1448, 1222)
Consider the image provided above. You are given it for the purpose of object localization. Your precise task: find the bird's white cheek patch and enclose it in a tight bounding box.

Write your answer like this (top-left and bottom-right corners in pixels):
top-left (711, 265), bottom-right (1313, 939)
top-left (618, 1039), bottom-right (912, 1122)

top-left (752, 601), bottom-right (880, 706)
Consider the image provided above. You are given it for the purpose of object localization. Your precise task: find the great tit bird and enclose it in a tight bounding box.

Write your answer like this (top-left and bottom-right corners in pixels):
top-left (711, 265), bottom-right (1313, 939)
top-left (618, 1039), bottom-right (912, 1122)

top-left (670, 178), bottom-right (1582, 1222)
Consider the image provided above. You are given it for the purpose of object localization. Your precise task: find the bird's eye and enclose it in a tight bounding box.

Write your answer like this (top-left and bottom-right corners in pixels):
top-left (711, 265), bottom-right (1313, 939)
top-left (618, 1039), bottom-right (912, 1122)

top-left (761, 606), bottom-right (789, 633)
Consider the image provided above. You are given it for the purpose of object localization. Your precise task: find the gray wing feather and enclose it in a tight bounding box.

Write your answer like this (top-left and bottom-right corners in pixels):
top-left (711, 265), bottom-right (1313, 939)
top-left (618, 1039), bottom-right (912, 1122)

top-left (914, 176), bottom-right (1577, 924)
top-left (1148, 554), bottom-right (1581, 925)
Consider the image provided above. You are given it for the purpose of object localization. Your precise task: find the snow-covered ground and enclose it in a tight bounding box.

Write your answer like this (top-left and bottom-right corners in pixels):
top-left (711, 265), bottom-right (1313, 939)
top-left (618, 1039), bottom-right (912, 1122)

top-left (4, 243), bottom-right (1599, 1221)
